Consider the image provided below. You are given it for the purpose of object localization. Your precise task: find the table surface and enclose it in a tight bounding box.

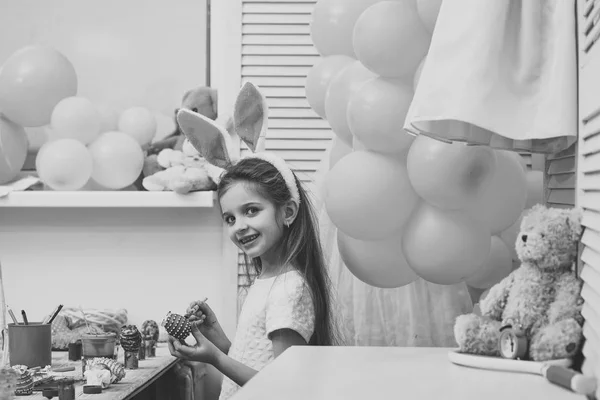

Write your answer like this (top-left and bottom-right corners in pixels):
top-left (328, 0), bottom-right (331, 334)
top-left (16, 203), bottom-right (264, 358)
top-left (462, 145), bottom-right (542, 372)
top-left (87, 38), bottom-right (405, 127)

top-left (231, 346), bottom-right (587, 400)
top-left (29, 343), bottom-right (178, 400)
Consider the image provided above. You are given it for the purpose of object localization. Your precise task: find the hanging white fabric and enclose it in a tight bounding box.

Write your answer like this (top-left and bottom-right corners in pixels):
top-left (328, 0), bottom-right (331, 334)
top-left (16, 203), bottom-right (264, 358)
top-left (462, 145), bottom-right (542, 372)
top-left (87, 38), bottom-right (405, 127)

top-left (404, 0), bottom-right (577, 154)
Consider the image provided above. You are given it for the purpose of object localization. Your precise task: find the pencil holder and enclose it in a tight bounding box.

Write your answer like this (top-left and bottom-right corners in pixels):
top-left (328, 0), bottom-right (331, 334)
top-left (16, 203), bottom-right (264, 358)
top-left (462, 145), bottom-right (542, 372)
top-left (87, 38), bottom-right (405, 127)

top-left (8, 323), bottom-right (51, 368)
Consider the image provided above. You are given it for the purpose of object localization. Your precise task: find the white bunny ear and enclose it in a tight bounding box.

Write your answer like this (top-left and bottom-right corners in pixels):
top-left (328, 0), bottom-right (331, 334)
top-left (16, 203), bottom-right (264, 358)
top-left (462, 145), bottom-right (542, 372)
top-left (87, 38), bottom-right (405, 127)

top-left (233, 82), bottom-right (268, 152)
top-left (176, 109), bottom-right (235, 170)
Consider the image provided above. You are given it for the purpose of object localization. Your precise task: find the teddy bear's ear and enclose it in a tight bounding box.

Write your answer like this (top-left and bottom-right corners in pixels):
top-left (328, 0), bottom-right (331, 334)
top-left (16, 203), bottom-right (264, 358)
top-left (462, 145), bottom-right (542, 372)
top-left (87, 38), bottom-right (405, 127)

top-left (233, 82), bottom-right (268, 153)
top-left (176, 109), bottom-right (234, 170)
top-left (566, 207), bottom-right (584, 240)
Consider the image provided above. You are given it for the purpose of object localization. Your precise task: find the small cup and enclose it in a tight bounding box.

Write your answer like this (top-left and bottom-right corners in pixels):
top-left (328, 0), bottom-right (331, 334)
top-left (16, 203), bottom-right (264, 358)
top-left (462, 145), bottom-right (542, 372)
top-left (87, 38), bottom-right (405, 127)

top-left (8, 323), bottom-right (52, 368)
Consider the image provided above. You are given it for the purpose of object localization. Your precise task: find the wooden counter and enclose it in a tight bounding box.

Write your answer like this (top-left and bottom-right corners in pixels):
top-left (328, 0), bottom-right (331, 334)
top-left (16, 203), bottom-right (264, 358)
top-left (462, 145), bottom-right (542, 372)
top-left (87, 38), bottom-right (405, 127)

top-left (30, 344), bottom-right (180, 400)
top-left (232, 346), bottom-right (587, 400)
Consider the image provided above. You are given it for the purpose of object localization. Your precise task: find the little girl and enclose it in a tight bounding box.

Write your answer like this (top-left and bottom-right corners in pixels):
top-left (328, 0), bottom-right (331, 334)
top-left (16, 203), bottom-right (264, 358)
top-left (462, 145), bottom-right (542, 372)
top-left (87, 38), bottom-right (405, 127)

top-left (167, 82), bottom-right (341, 400)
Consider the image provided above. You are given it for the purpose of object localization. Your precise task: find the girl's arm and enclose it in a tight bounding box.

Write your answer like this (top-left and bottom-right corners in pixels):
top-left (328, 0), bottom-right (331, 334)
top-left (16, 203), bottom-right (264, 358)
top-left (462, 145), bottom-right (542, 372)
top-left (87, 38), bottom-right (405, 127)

top-left (214, 328), bottom-right (306, 387)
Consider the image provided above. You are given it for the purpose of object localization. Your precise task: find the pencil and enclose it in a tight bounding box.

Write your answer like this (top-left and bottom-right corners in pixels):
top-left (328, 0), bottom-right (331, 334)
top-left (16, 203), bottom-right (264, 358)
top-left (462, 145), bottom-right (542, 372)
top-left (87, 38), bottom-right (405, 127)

top-left (21, 310), bottom-right (28, 325)
top-left (7, 307), bottom-right (18, 324)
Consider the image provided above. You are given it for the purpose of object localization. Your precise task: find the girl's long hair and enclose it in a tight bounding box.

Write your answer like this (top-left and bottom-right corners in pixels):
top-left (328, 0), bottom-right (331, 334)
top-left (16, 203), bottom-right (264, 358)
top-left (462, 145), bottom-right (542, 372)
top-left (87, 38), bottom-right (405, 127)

top-left (217, 157), bottom-right (340, 345)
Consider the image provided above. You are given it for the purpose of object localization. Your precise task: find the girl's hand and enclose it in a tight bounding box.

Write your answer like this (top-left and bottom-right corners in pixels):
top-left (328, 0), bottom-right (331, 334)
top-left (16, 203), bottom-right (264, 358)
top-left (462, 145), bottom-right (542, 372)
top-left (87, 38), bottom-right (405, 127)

top-left (185, 299), bottom-right (231, 354)
top-left (167, 321), bottom-right (222, 365)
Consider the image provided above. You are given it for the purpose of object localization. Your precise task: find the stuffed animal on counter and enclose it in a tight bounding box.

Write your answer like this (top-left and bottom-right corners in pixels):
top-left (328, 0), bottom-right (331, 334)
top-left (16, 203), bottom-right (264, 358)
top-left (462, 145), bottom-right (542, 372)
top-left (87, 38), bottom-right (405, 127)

top-left (454, 204), bottom-right (584, 361)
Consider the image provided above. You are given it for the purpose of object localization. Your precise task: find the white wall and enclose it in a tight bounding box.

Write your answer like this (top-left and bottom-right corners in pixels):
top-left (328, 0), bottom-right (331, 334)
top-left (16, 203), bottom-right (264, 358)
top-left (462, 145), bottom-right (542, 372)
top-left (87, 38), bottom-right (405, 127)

top-left (0, 0), bottom-right (239, 338)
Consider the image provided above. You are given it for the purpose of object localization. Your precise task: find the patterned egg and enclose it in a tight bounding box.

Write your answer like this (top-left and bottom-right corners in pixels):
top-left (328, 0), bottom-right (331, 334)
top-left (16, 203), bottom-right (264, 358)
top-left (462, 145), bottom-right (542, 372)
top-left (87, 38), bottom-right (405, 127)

top-left (120, 325), bottom-right (142, 352)
top-left (161, 312), bottom-right (191, 341)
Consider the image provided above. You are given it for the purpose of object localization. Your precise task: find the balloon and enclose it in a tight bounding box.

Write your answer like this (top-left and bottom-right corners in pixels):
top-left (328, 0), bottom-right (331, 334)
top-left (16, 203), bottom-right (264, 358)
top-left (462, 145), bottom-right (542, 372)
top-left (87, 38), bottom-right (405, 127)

top-left (329, 136), bottom-right (352, 168)
top-left (0, 45), bottom-right (77, 127)
top-left (467, 150), bottom-right (528, 234)
top-left (88, 131), bottom-right (144, 190)
top-left (35, 138), bottom-right (92, 191)
top-left (525, 170), bottom-right (544, 209)
top-left (96, 105), bottom-right (120, 133)
top-left (347, 77), bottom-right (415, 155)
top-left (499, 213), bottom-right (523, 262)
top-left (402, 203), bottom-right (491, 285)
top-left (310, 0), bottom-right (380, 57)
top-left (0, 116), bottom-right (28, 184)
top-left (353, 1), bottom-right (430, 78)
top-left (51, 96), bottom-right (102, 145)
top-left (465, 236), bottom-right (513, 289)
top-left (416, 0), bottom-right (443, 33)
top-left (337, 231), bottom-right (418, 288)
top-left (118, 107), bottom-right (157, 147)
top-left (306, 55), bottom-right (354, 119)
top-left (413, 57), bottom-right (426, 92)
top-left (407, 136), bottom-right (497, 210)
top-left (324, 60), bottom-right (376, 145)
top-left (324, 151), bottom-right (419, 240)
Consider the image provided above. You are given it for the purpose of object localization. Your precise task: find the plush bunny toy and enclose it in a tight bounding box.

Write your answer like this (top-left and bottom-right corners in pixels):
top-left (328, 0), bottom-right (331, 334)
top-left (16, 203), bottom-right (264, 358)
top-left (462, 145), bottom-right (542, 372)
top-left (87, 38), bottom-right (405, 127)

top-left (175, 82), bottom-right (300, 205)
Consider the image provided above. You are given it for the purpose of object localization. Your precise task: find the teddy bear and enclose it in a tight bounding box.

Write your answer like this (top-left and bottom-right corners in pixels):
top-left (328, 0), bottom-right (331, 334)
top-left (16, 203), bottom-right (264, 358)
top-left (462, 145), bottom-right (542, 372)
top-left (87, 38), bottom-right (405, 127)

top-left (133, 86), bottom-right (220, 193)
top-left (453, 204), bottom-right (584, 361)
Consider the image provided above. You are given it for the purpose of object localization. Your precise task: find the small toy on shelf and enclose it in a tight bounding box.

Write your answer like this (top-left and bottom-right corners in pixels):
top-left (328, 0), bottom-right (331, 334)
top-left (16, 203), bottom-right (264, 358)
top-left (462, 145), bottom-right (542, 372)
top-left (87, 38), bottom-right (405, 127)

top-left (161, 312), bottom-right (191, 341)
top-left (454, 204), bottom-right (584, 361)
top-left (119, 325), bottom-right (142, 370)
top-left (141, 320), bottom-right (160, 357)
top-left (83, 364), bottom-right (111, 389)
top-left (84, 357), bottom-right (126, 383)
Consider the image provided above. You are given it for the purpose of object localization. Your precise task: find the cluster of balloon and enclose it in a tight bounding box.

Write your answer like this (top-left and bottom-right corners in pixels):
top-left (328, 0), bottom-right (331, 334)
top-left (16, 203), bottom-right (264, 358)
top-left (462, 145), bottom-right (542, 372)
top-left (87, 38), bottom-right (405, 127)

top-left (307, 0), bottom-right (544, 290)
top-left (0, 45), bottom-right (158, 191)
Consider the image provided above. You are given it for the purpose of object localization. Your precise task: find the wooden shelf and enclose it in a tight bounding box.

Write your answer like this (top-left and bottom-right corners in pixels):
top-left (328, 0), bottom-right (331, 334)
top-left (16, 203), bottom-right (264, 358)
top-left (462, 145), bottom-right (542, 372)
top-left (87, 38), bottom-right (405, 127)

top-left (0, 190), bottom-right (215, 208)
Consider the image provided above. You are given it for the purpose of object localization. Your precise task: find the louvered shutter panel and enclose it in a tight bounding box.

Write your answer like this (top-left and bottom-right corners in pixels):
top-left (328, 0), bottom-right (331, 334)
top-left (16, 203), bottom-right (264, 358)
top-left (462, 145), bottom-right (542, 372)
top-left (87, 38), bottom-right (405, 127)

top-left (576, 0), bottom-right (600, 395)
top-left (237, 0), bottom-right (334, 313)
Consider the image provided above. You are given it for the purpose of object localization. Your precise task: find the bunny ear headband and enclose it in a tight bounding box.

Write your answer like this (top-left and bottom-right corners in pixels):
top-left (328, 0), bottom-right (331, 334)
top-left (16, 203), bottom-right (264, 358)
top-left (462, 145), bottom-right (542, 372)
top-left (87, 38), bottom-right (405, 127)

top-left (177, 82), bottom-right (300, 204)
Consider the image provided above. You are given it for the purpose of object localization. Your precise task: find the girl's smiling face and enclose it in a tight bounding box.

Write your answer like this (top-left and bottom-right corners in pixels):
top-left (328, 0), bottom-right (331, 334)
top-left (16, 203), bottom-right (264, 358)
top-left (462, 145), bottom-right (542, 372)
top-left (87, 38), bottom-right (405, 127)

top-left (219, 181), bottom-right (285, 261)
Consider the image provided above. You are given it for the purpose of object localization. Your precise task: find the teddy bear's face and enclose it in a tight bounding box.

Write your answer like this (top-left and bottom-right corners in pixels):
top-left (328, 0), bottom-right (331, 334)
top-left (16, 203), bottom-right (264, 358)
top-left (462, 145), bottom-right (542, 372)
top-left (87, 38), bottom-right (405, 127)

top-left (180, 87), bottom-right (218, 120)
top-left (515, 204), bottom-right (582, 270)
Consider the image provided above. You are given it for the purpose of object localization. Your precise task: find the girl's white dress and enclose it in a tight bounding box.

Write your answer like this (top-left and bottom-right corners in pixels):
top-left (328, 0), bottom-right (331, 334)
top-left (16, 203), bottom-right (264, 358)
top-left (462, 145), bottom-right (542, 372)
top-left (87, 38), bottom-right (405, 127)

top-left (219, 270), bottom-right (314, 400)
top-left (404, 0), bottom-right (577, 154)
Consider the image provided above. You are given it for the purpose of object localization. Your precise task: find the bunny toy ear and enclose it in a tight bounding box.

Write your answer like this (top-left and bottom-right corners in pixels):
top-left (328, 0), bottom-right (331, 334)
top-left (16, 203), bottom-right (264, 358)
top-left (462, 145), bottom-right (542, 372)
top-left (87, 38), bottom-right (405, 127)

top-left (233, 82), bottom-right (268, 153)
top-left (176, 108), bottom-right (235, 170)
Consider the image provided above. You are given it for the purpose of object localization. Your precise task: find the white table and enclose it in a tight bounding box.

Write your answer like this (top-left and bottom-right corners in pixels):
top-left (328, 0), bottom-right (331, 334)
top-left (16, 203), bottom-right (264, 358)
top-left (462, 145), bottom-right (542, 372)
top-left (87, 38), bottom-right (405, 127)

top-left (232, 346), bottom-right (586, 400)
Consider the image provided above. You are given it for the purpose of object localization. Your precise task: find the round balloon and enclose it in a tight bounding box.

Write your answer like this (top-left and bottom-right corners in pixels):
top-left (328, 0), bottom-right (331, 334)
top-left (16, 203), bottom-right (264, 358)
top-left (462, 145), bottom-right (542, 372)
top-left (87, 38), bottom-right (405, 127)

top-left (353, 1), bottom-right (431, 78)
top-left (310, 0), bottom-right (380, 57)
top-left (0, 116), bottom-right (29, 184)
top-left (118, 106), bottom-right (157, 147)
top-left (35, 138), bottom-right (92, 191)
top-left (329, 136), bottom-right (352, 168)
top-left (416, 0), bottom-right (443, 33)
top-left (465, 236), bottom-right (513, 289)
top-left (347, 77), bottom-right (415, 155)
top-left (467, 150), bottom-right (528, 234)
top-left (337, 231), bottom-right (418, 288)
top-left (525, 170), bottom-right (544, 209)
top-left (51, 96), bottom-right (102, 144)
top-left (306, 55), bottom-right (354, 118)
top-left (324, 151), bottom-right (419, 240)
top-left (88, 131), bottom-right (145, 190)
top-left (407, 136), bottom-right (497, 210)
top-left (324, 60), bottom-right (376, 145)
top-left (0, 45), bottom-right (77, 127)
top-left (402, 203), bottom-right (492, 285)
